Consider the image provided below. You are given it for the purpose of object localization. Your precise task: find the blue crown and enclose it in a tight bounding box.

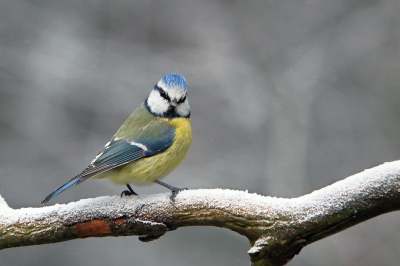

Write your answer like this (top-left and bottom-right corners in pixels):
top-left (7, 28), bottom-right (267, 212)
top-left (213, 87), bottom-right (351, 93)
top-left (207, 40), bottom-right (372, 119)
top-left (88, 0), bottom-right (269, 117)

top-left (161, 73), bottom-right (188, 90)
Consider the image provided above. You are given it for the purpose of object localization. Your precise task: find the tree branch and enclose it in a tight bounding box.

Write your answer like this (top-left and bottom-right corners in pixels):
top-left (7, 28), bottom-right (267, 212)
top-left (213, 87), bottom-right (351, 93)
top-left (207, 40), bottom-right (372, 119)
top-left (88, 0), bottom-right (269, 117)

top-left (2, 161), bottom-right (400, 265)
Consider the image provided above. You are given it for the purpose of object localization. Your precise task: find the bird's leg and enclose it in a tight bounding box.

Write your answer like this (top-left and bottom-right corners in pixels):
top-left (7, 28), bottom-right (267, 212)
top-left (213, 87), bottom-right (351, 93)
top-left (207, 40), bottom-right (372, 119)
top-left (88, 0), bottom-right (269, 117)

top-left (120, 184), bottom-right (138, 197)
top-left (154, 180), bottom-right (188, 204)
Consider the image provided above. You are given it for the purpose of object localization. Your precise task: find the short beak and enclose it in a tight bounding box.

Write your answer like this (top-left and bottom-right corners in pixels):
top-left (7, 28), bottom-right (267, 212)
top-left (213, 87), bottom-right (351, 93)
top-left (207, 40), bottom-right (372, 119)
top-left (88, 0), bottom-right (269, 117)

top-left (171, 99), bottom-right (178, 106)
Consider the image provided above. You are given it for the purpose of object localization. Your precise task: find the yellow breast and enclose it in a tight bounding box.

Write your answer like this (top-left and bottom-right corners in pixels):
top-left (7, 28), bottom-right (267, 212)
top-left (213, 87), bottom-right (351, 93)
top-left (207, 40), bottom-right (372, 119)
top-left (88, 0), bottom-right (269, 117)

top-left (104, 117), bottom-right (192, 185)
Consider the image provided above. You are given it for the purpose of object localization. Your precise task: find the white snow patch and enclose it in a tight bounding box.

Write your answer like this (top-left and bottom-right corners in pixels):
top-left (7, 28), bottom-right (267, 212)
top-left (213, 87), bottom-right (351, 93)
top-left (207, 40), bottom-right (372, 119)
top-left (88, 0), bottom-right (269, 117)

top-left (2, 161), bottom-right (399, 228)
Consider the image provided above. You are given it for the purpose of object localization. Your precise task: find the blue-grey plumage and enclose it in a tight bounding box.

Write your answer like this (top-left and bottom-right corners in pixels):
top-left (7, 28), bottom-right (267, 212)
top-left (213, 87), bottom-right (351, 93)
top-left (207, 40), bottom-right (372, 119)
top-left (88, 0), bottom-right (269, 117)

top-left (42, 73), bottom-right (192, 204)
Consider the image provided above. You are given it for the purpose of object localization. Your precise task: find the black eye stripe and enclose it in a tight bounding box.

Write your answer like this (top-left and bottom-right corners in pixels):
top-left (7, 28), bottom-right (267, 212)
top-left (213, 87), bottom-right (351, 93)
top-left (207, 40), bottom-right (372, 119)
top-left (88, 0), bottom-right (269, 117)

top-left (177, 96), bottom-right (186, 104)
top-left (155, 85), bottom-right (170, 101)
top-left (154, 85), bottom-right (186, 104)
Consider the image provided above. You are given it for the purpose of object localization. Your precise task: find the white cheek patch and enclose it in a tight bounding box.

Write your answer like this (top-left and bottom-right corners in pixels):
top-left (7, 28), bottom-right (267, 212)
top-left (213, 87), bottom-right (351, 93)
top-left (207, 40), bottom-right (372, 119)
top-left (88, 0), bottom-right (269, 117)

top-left (176, 99), bottom-right (190, 117)
top-left (147, 90), bottom-right (170, 115)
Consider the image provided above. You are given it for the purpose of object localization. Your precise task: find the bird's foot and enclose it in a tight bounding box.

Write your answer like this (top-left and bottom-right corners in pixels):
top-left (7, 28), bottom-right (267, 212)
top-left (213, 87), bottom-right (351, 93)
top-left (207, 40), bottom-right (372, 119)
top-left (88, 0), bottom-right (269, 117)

top-left (153, 180), bottom-right (188, 205)
top-left (170, 187), bottom-right (189, 205)
top-left (121, 184), bottom-right (138, 197)
top-left (120, 190), bottom-right (138, 197)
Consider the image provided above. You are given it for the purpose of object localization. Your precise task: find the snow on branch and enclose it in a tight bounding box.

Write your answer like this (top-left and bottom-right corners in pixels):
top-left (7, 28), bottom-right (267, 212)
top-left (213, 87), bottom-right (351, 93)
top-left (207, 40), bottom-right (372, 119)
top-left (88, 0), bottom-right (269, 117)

top-left (1, 161), bottom-right (400, 266)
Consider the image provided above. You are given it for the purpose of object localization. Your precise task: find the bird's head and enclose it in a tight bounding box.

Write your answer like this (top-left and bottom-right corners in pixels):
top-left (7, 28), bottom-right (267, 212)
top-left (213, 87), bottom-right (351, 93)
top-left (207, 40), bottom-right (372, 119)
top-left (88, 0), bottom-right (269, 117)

top-left (146, 73), bottom-right (190, 118)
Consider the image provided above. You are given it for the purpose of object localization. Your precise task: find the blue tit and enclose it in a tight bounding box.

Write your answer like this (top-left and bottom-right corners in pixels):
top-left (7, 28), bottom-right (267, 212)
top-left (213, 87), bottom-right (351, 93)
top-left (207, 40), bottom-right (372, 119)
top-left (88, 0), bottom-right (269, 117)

top-left (42, 73), bottom-right (192, 204)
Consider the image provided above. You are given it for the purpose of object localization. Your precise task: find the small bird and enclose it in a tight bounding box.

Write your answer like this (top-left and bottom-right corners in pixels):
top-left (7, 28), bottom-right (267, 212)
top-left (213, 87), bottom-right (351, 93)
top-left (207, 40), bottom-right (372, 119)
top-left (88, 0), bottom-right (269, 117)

top-left (42, 73), bottom-right (192, 204)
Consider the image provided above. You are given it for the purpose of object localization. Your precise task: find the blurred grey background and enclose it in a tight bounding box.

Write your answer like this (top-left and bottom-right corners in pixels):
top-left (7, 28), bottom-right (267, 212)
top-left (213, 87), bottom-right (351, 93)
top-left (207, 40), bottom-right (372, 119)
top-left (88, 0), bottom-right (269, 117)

top-left (1, 0), bottom-right (400, 265)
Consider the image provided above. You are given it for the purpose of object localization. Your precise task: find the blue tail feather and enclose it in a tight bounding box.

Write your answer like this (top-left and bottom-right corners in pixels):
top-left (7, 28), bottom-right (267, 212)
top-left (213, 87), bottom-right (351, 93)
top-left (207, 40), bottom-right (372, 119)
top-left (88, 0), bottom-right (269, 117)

top-left (41, 178), bottom-right (80, 204)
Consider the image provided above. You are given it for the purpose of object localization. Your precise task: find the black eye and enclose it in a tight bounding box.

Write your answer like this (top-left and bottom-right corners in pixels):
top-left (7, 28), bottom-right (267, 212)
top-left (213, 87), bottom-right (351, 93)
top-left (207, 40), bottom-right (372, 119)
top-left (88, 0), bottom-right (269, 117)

top-left (159, 89), bottom-right (170, 101)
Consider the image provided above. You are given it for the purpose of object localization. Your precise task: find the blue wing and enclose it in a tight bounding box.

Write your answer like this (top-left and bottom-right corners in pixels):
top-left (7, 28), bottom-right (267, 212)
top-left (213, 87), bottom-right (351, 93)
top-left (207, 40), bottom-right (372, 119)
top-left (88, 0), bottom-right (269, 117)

top-left (41, 128), bottom-right (175, 204)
